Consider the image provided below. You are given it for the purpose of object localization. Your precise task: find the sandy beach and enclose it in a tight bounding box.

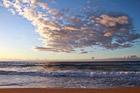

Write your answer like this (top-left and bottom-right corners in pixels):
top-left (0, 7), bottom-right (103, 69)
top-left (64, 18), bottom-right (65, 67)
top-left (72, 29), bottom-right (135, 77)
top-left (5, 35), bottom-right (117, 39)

top-left (0, 87), bottom-right (140, 93)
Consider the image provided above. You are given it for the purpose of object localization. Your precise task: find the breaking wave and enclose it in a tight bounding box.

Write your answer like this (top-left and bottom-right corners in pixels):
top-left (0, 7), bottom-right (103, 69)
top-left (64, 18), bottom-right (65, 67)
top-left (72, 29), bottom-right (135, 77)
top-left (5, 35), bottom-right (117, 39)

top-left (0, 70), bottom-right (140, 77)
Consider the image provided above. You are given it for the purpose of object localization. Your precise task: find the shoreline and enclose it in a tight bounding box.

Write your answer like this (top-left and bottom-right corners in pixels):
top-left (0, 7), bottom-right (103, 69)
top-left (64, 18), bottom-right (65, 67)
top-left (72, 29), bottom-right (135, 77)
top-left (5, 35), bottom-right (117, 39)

top-left (0, 87), bottom-right (140, 93)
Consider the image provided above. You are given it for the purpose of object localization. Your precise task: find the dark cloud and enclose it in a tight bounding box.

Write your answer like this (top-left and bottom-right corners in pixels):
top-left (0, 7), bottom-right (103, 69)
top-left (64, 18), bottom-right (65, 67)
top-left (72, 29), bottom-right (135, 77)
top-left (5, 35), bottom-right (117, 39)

top-left (2, 0), bottom-right (140, 53)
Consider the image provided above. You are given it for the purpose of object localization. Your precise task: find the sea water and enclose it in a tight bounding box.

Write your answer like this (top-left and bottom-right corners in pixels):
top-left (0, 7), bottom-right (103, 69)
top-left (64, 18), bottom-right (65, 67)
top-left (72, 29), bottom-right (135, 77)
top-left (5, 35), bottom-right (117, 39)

top-left (0, 61), bottom-right (140, 88)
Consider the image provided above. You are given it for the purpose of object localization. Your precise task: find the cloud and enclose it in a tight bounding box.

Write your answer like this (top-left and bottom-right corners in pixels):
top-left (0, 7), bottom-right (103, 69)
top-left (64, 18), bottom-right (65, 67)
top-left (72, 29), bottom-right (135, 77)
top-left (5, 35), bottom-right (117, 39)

top-left (2, 0), bottom-right (13, 8)
top-left (33, 46), bottom-right (74, 53)
top-left (2, 0), bottom-right (140, 53)
top-left (8, 8), bottom-right (15, 15)
top-left (78, 49), bottom-right (88, 54)
top-left (98, 14), bottom-right (129, 27)
top-left (79, 51), bottom-right (88, 54)
top-left (33, 46), bottom-right (57, 52)
top-left (124, 55), bottom-right (138, 58)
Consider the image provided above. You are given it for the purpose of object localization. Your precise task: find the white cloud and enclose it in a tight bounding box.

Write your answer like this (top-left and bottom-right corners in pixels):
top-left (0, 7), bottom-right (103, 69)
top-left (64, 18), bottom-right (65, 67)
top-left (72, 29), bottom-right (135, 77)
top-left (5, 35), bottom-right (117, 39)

top-left (8, 8), bottom-right (15, 15)
top-left (2, 0), bottom-right (140, 53)
top-left (2, 0), bottom-right (13, 8)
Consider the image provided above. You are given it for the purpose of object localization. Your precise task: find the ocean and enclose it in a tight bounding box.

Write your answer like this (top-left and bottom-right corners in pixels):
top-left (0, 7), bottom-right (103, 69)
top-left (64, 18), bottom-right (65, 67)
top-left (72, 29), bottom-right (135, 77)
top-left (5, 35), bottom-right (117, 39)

top-left (0, 61), bottom-right (140, 88)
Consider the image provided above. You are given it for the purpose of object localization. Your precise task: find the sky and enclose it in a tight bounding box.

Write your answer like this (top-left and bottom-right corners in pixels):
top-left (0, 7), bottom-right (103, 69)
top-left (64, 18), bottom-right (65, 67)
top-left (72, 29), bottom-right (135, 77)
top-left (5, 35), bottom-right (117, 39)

top-left (0, 0), bottom-right (140, 61)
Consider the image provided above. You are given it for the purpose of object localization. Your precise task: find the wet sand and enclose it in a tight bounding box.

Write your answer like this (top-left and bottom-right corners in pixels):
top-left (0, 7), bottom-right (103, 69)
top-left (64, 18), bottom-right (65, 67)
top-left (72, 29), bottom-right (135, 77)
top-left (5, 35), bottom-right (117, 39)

top-left (0, 87), bottom-right (140, 93)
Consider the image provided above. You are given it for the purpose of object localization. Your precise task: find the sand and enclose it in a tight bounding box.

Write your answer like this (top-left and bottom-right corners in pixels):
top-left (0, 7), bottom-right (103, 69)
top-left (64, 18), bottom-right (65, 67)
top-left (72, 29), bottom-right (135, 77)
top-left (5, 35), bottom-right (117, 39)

top-left (0, 87), bottom-right (140, 93)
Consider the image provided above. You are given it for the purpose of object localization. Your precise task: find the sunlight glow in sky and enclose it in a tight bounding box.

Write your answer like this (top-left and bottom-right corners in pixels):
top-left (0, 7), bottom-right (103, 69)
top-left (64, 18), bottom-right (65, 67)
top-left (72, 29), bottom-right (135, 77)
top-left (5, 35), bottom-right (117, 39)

top-left (0, 0), bottom-right (140, 60)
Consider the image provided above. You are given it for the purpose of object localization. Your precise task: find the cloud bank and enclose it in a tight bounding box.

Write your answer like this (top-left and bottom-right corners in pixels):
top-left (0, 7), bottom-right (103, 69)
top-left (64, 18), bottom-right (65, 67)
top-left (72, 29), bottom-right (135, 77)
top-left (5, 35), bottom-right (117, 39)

top-left (2, 0), bottom-right (140, 53)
